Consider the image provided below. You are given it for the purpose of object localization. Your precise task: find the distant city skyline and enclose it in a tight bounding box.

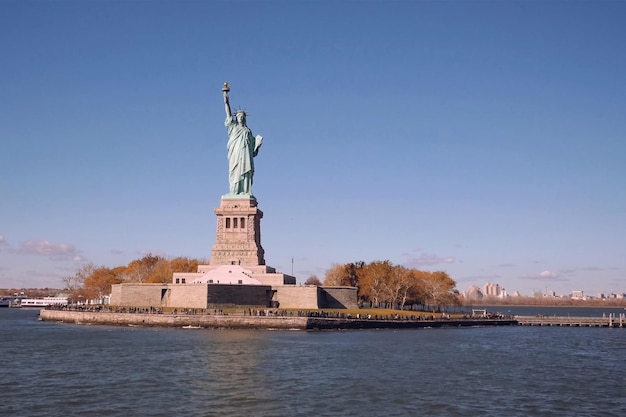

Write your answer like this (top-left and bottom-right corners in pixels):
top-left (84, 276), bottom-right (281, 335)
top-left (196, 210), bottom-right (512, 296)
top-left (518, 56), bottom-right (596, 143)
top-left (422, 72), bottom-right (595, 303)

top-left (1, 1), bottom-right (625, 296)
top-left (462, 282), bottom-right (626, 300)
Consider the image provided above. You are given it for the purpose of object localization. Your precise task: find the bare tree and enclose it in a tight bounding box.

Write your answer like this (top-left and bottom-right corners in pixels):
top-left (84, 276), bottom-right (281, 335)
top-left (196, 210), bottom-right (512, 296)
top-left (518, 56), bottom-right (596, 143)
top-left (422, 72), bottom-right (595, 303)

top-left (62, 262), bottom-right (95, 292)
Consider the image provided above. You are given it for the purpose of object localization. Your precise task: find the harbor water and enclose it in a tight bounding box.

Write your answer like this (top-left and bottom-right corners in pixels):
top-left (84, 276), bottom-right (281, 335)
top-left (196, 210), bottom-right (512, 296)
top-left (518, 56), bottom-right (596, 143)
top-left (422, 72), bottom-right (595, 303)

top-left (1, 308), bottom-right (624, 416)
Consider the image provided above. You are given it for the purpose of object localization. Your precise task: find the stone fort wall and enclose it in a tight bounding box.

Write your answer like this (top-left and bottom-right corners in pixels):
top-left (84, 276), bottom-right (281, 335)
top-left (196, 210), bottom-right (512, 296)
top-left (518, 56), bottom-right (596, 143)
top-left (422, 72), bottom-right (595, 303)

top-left (319, 287), bottom-right (359, 309)
top-left (111, 284), bottom-right (210, 309)
top-left (272, 286), bottom-right (359, 309)
top-left (206, 284), bottom-right (273, 308)
top-left (273, 285), bottom-right (319, 309)
top-left (112, 283), bottom-right (273, 309)
top-left (111, 283), bottom-right (358, 310)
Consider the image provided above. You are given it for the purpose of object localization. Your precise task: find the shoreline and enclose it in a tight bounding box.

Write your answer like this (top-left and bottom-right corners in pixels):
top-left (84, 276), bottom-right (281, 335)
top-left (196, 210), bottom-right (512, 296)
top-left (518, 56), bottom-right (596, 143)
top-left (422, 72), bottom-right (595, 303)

top-left (463, 303), bottom-right (626, 308)
top-left (39, 309), bottom-right (518, 330)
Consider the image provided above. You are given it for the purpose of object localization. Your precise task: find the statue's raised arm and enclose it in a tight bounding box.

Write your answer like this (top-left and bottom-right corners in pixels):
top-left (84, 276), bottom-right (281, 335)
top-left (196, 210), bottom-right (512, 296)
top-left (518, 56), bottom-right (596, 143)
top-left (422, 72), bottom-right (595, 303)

top-left (222, 82), bottom-right (232, 120)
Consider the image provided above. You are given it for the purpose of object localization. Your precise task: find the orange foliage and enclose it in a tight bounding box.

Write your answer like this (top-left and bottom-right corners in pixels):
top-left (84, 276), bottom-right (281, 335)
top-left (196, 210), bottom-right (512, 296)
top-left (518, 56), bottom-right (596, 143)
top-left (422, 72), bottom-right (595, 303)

top-left (83, 266), bottom-right (123, 299)
top-left (68, 255), bottom-right (204, 300)
top-left (325, 260), bottom-right (460, 309)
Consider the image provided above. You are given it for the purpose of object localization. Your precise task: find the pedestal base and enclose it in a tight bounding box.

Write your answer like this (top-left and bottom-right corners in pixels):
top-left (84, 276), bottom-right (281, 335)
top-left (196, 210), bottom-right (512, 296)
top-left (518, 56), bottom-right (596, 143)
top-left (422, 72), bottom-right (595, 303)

top-left (210, 197), bottom-right (265, 266)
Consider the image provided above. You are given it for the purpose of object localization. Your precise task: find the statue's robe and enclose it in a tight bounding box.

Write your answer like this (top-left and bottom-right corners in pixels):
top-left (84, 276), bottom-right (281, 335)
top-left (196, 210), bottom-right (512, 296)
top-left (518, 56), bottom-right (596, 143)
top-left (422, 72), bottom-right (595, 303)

top-left (225, 117), bottom-right (262, 196)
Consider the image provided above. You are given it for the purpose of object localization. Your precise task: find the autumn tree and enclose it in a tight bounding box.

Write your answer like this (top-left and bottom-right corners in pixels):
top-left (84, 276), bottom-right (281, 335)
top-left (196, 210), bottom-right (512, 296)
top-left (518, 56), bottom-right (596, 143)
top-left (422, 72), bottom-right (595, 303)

top-left (83, 266), bottom-right (123, 301)
top-left (382, 265), bottom-right (415, 310)
top-left (145, 258), bottom-right (173, 283)
top-left (400, 269), bottom-right (425, 308)
top-left (65, 255), bottom-right (206, 302)
top-left (328, 260), bottom-right (460, 310)
top-left (346, 261), bottom-right (364, 287)
top-left (323, 264), bottom-right (351, 286)
top-left (123, 254), bottom-right (163, 283)
top-left (359, 260), bottom-right (394, 307)
top-left (169, 257), bottom-right (200, 273)
top-left (417, 271), bottom-right (460, 310)
top-left (304, 275), bottom-right (322, 286)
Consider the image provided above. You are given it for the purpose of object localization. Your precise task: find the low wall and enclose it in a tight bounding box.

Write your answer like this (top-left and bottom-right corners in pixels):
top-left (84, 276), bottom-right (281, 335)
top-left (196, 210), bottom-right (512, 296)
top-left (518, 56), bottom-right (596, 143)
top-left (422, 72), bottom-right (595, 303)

top-left (40, 309), bottom-right (518, 330)
top-left (40, 309), bottom-right (308, 329)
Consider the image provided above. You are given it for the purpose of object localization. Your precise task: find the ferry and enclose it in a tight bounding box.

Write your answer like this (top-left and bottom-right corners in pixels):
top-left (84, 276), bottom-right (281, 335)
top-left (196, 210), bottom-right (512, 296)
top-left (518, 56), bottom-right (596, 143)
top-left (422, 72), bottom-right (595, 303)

top-left (19, 297), bottom-right (69, 308)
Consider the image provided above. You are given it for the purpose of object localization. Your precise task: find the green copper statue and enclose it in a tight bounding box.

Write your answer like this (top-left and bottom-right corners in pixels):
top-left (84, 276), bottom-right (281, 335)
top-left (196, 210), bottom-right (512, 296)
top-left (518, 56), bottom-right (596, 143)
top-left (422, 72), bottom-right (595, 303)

top-left (222, 82), bottom-right (263, 198)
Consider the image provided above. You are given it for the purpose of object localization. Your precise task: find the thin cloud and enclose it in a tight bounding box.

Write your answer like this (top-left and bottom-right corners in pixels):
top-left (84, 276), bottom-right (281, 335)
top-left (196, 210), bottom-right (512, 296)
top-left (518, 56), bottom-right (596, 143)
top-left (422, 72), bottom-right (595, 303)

top-left (0, 235), bottom-right (7, 248)
top-left (581, 266), bottom-right (619, 272)
top-left (405, 252), bottom-right (455, 267)
top-left (520, 270), bottom-right (568, 282)
top-left (463, 274), bottom-right (502, 282)
top-left (15, 240), bottom-right (82, 261)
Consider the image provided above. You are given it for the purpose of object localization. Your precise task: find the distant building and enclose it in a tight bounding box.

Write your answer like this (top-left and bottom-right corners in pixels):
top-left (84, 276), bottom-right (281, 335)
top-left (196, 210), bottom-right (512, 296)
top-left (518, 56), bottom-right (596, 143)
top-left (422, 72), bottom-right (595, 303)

top-left (571, 290), bottom-right (585, 300)
top-left (482, 283), bottom-right (507, 299)
top-left (462, 285), bottom-right (484, 301)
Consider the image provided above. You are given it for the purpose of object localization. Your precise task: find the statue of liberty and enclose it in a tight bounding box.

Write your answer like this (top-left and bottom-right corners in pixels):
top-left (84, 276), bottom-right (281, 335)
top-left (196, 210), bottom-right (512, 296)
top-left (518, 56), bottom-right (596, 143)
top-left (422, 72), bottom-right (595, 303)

top-left (222, 82), bottom-right (263, 198)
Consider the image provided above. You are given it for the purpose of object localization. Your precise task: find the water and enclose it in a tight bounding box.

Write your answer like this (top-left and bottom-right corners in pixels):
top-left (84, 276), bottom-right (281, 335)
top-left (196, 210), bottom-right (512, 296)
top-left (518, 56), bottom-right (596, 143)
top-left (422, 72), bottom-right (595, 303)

top-left (1, 308), bottom-right (624, 416)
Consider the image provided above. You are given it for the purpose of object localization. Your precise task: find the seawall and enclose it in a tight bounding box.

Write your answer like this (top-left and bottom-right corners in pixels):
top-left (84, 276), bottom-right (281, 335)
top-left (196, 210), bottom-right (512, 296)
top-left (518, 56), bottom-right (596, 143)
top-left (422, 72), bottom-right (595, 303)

top-left (40, 309), bottom-right (309, 329)
top-left (39, 309), bottom-right (518, 330)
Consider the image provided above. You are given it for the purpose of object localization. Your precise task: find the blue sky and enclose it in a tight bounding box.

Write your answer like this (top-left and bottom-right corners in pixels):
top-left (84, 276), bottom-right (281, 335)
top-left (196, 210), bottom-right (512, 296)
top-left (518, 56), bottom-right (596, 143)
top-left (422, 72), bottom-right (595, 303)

top-left (1, 0), bottom-right (625, 296)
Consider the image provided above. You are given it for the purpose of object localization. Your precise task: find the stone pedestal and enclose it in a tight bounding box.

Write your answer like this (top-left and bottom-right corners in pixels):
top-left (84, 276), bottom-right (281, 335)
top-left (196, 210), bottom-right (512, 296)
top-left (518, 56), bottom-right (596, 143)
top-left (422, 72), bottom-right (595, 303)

top-left (210, 197), bottom-right (265, 266)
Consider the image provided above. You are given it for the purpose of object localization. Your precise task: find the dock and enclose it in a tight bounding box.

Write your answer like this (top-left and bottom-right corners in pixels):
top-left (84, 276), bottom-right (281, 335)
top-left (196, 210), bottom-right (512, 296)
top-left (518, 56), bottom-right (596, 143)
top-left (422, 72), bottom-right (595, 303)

top-left (516, 313), bottom-right (625, 328)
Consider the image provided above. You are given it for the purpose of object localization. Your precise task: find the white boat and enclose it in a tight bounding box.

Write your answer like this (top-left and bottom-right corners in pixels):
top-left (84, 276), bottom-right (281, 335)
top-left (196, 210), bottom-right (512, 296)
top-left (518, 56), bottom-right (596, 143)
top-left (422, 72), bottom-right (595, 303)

top-left (19, 297), bottom-right (69, 308)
